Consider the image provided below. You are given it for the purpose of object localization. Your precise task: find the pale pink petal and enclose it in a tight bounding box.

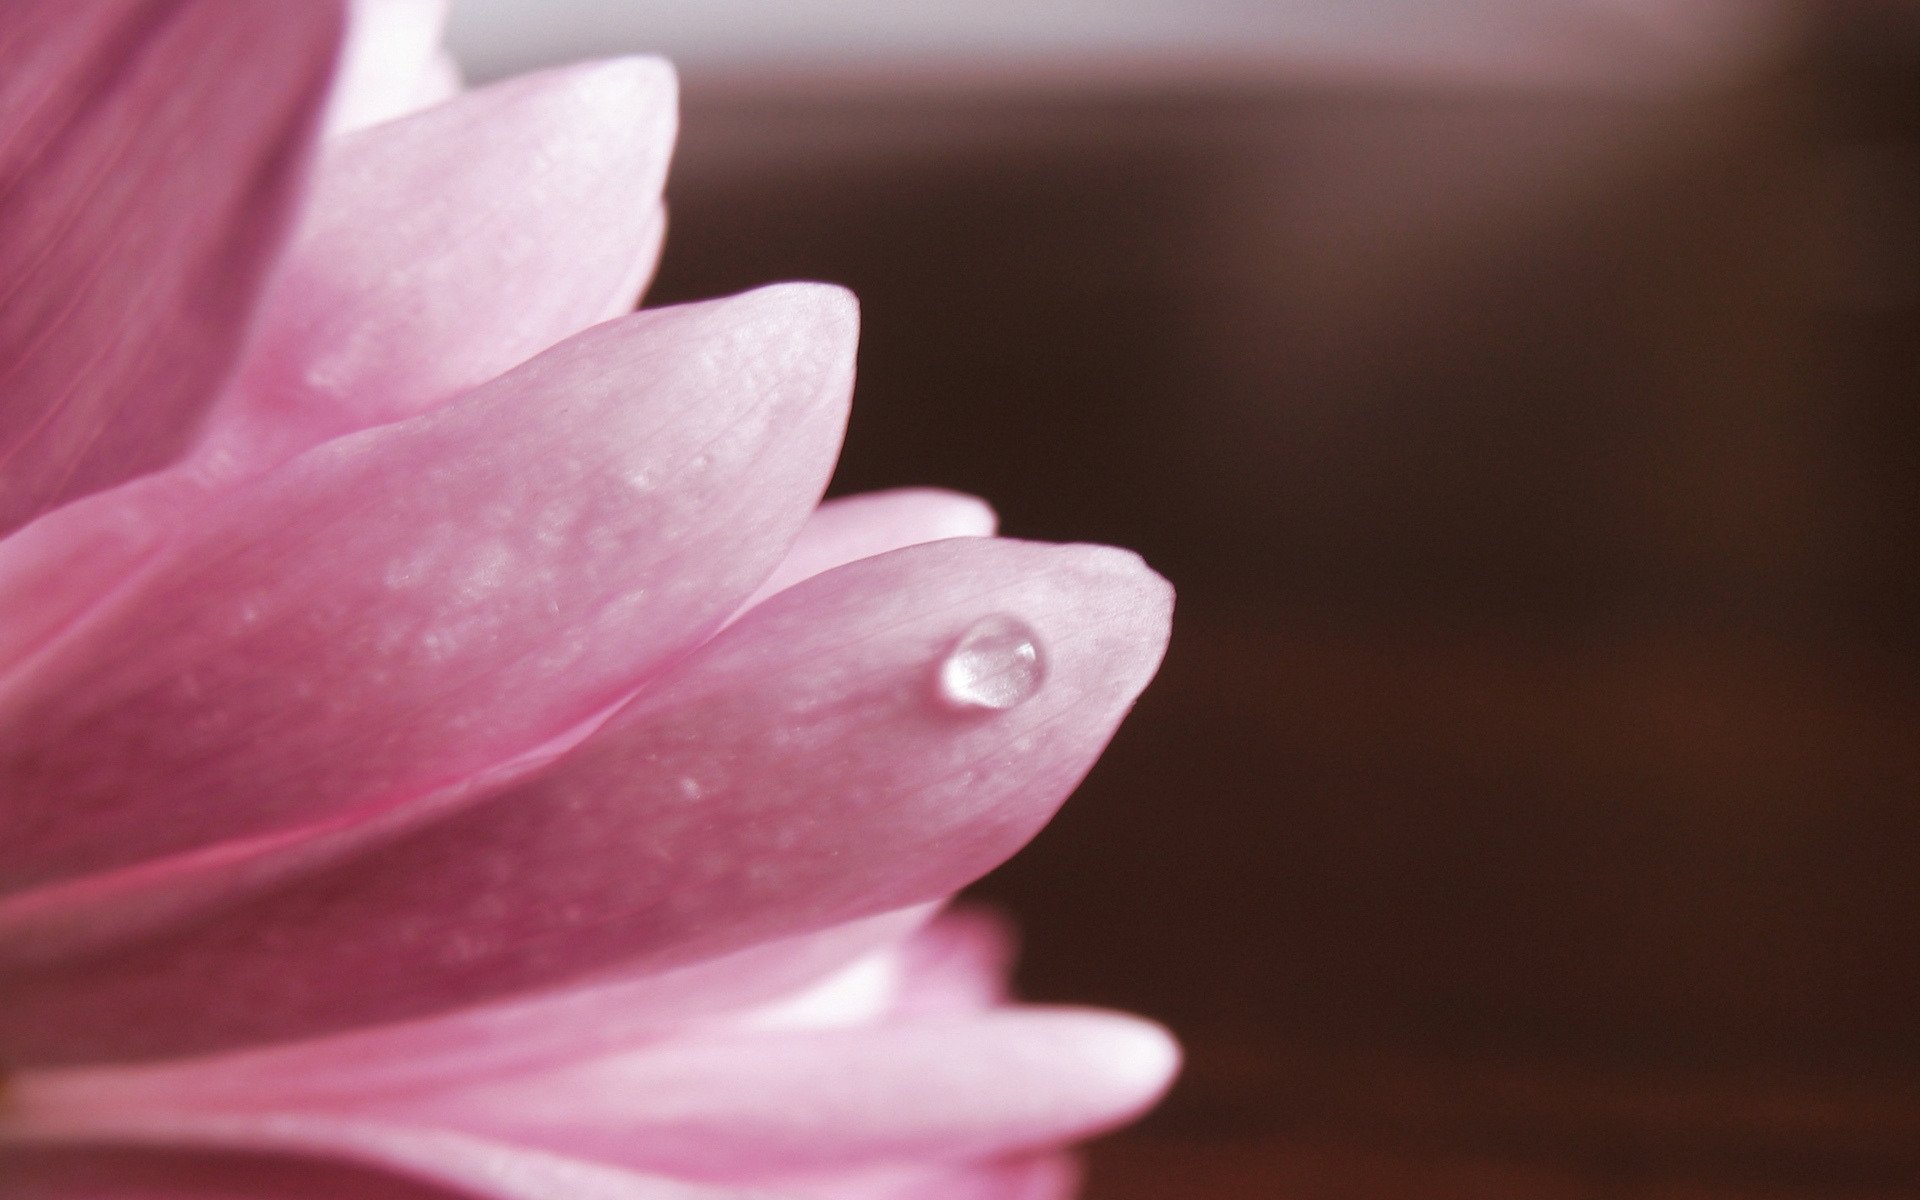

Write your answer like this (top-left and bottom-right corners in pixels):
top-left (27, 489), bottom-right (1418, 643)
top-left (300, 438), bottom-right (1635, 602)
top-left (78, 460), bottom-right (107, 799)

top-left (342, 1009), bottom-right (1180, 1178)
top-left (738, 489), bottom-right (997, 613)
top-left (0, 1147), bottom-right (459, 1200)
top-left (789, 1156), bottom-right (1080, 1200)
top-left (0, 0), bottom-right (342, 535)
top-left (0, 285), bottom-right (855, 894)
top-left (725, 903), bottom-right (1015, 1032)
top-left (326, 0), bottom-right (458, 136)
top-left (595, 203), bottom-right (670, 322)
top-left (11, 1013), bottom-right (1159, 1192)
top-left (728, 945), bottom-right (905, 1036)
top-left (0, 538), bottom-right (1170, 1063)
top-left (890, 906), bottom-right (1018, 1017)
top-left (208, 57), bottom-right (679, 473)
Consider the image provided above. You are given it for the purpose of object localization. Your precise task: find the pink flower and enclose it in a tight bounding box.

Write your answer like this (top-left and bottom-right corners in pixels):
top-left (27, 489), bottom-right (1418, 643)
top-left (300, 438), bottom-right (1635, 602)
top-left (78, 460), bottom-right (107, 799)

top-left (0, 3), bottom-right (1177, 1198)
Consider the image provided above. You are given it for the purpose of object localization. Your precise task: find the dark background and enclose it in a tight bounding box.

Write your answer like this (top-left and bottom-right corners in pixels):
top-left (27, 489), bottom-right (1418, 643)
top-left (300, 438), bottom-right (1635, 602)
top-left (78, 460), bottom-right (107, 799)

top-left (646, 12), bottom-right (1920, 1198)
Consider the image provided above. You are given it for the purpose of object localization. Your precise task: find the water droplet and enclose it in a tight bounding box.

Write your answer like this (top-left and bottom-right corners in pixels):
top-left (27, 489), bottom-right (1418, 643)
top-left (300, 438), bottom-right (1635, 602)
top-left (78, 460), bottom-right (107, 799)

top-left (938, 615), bottom-right (1045, 711)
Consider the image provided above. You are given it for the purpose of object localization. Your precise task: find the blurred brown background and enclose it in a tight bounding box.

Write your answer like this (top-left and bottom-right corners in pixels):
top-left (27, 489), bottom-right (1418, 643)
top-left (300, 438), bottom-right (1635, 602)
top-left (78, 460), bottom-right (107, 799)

top-left (632, 10), bottom-right (1920, 1200)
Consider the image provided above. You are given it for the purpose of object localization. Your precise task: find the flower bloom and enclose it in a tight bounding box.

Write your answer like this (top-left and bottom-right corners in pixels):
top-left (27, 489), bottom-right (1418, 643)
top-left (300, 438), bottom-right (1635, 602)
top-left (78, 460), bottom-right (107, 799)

top-left (0, 3), bottom-right (1176, 1198)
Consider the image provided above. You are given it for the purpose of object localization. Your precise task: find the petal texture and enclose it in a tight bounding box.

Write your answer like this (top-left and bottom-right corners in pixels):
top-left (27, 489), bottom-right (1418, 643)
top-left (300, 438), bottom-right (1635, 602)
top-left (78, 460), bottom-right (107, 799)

top-left (0, 538), bottom-right (1171, 1062)
top-left (210, 57), bottom-right (678, 472)
top-left (0, 285), bottom-right (856, 894)
top-left (0, 0), bottom-right (342, 534)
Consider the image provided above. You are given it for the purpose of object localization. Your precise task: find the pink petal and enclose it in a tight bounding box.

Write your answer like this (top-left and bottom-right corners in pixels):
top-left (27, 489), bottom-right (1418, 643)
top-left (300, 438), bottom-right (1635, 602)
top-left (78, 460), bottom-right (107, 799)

top-left (0, 285), bottom-right (856, 895)
top-left (890, 906), bottom-right (1018, 1017)
top-left (326, 0), bottom-right (459, 135)
top-left (593, 202), bottom-right (670, 323)
top-left (0, 538), bottom-right (1170, 1063)
top-left (0, 1147), bottom-right (459, 1200)
top-left (738, 489), bottom-right (997, 613)
top-left (343, 1009), bottom-right (1180, 1178)
top-left (0, 0), bottom-right (342, 536)
top-left (789, 1156), bottom-right (1080, 1200)
top-left (12, 1013), bottom-right (1158, 1194)
top-left (208, 57), bottom-right (678, 472)
top-left (0, 750), bottom-right (531, 970)
top-left (0, 470), bottom-right (209, 682)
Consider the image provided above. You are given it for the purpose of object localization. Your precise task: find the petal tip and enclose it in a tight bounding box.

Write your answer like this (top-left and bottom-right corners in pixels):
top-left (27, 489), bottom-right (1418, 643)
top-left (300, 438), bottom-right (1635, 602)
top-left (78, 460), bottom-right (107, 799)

top-left (888, 488), bottom-right (1001, 540)
top-left (1060, 1009), bottom-right (1184, 1120)
top-left (1102, 1013), bottom-right (1184, 1098)
top-left (748, 280), bottom-right (862, 342)
top-left (723, 282), bottom-right (863, 407)
top-left (1047, 541), bottom-right (1176, 659)
top-left (567, 53), bottom-right (679, 115)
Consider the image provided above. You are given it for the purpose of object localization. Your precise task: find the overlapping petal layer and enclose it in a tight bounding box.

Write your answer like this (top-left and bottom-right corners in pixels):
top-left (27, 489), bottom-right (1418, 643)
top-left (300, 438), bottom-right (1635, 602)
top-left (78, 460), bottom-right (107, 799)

top-left (5, 914), bottom-right (1163, 1200)
top-left (0, 538), bottom-right (1171, 1063)
top-left (0, 489), bottom-right (995, 967)
top-left (742, 489), bottom-right (997, 612)
top-left (0, 285), bottom-right (856, 895)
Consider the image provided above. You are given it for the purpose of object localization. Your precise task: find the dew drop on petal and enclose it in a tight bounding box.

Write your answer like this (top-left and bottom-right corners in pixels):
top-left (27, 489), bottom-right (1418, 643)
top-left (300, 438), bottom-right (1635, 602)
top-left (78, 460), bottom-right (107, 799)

top-left (937, 615), bottom-right (1046, 712)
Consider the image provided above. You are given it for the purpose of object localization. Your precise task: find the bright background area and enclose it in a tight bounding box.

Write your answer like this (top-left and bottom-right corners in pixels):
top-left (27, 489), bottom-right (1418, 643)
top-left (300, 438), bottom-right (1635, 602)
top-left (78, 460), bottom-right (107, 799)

top-left (447, 0), bottom-right (1793, 87)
